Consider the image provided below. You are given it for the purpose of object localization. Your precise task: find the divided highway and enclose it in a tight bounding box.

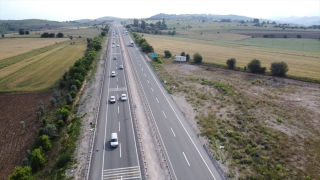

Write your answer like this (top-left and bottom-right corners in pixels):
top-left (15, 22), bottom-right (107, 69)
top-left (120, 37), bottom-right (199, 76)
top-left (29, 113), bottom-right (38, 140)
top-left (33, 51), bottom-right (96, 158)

top-left (88, 22), bottom-right (223, 180)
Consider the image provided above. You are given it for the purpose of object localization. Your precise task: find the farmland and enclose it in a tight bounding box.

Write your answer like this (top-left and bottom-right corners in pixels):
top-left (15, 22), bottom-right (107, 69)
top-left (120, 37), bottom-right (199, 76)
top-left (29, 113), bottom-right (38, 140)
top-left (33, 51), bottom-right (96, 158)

top-left (140, 23), bottom-right (320, 81)
top-left (0, 38), bottom-right (87, 92)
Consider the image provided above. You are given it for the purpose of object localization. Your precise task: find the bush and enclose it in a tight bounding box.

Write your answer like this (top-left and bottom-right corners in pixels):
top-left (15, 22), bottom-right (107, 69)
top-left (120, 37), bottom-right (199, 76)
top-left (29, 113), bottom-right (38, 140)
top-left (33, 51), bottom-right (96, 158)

top-left (57, 120), bottom-right (64, 129)
top-left (70, 85), bottom-right (77, 91)
top-left (8, 166), bottom-right (33, 180)
top-left (181, 52), bottom-right (185, 56)
top-left (39, 135), bottom-right (52, 152)
top-left (186, 54), bottom-right (190, 61)
top-left (248, 59), bottom-right (265, 73)
top-left (297, 34), bottom-right (302, 38)
top-left (270, 61), bottom-right (288, 76)
top-left (226, 58), bottom-right (236, 69)
top-left (193, 52), bottom-right (202, 63)
top-left (153, 56), bottom-right (163, 64)
top-left (70, 91), bottom-right (76, 98)
top-left (164, 50), bottom-right (171, 57)
top-left (101, 31), bottom-right (106, 36)
top-left (57, 107), bottom-right (70, 121)
top-left (42, 123), bottom-right (57, 139)
top-left (31, 148), bottom-right (46, 171)
top-left (75, 79), bottom-right (82, 89)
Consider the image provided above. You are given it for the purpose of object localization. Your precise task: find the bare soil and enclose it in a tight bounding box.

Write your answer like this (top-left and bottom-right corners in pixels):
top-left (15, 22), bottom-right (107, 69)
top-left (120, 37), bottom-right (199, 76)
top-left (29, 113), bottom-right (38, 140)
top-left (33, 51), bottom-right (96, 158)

top-left (0, 91), bottom-right (52, 180)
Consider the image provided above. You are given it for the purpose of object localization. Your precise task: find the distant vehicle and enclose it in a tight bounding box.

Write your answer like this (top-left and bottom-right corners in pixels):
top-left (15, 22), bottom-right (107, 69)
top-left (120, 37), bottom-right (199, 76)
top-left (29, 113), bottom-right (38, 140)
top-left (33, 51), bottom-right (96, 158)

top-left (112, 45), bottom-right (114, 48)
top-left (121, 94), bottom-right (127, 101)
top-left (130, 40), bottom-right (134, 47)
top-left (111, 71), bottom-right (116, 77)
top-left (119, 65), bottom-right (124, 69)
top-left (113, 56), bottom-right (117, 60)
top-left (174, 56), bottom-right (186, 62)
top-left (117, 44), bottom-right (120, 47)
top-left (112, 42), bottom-right (115, 44)
top-left (110, 133), bottom-right (118, 148)
top-left (110, 96), bottom-right (116, 103)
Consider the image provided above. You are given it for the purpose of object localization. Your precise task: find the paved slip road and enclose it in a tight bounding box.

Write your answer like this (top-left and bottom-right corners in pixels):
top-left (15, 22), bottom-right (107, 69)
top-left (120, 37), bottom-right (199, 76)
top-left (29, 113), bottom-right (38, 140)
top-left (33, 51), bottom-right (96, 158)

top-left (88, 24), bottom-right (141, 180)
top-left (118, 23), bottom-right (223, 180)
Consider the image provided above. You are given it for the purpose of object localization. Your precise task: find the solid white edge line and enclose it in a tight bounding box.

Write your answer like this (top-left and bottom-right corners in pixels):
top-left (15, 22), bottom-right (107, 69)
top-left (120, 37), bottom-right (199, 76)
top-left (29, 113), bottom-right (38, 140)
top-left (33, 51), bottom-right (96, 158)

top-left (137, 42), bottom-right (217, 180)
top-left (119, 26), bottom-right (142, 178)
top-left (183, 152), bottom-right (190, 166)
top-left (171, 127), bottom-right (176, 137)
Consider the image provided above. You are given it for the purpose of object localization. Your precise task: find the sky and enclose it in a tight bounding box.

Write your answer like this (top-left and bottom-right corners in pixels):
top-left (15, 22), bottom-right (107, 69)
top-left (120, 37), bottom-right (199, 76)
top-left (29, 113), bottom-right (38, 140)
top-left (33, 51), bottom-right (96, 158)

top-left (0, 0), bottom-right (319, 21)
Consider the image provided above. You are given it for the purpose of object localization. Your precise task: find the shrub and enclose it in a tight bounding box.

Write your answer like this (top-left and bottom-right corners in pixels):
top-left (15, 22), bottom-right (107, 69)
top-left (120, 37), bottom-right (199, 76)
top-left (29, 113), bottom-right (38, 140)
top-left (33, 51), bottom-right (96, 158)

top-left (270, 61), bottom-right (289, 76)
top-left (8, 166), bottom-right (33, 180)
top-left (42, 123), bottom-right (57, 139)
top-left (31, 148), bottom-right (45, 171)
top-left (70, 85), bottom-right (77, 91)
top-left (164, 50), bottom-right (171, 58)
top-left (186, 54), bottom-right (190, 61)
top-left (277, 117), bottom-right (283, 123)
top-left (75, 80), bottom-right (82, 89)
top-left (70, 91), bottom-right (76, 98)
top-left (65, 93), bottom-right (73, 104)
top-left (226, 58), bottom-right (236, 69)
top-left (57, 120), bottom-right (64, 129)
top-left (57, 107), bottom-right (70, 121)
top-left (101, 31), bottom-right (106, 36)
top-left (193, 52), bottom-right (202, 63)
top-left (297, 34), bottom-right (302, 38)
top-left (248, 59), bottom-right (265, 73)
top-left (153, 56), bottom-right (163, 64)
top-left (181, 52), bottom-right (185, 56)
top-left (39, 135), bottom-right (52, 152)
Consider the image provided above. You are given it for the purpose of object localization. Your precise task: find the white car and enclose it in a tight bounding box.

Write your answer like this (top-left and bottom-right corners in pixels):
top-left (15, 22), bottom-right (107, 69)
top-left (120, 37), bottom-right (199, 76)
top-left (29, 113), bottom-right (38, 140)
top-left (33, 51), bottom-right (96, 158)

top-left (110, 96), bottom-right (115, 103)
top-left (117, 44), bottom-right (120, 47)
top-left (119, 65), bottom-right (123, 69)
top-left (110, 133), bottom-right (118, 148)
top-left (121, 94), bottom-right (127, 101)
top-left (111, 71), bottom-right (116, 77)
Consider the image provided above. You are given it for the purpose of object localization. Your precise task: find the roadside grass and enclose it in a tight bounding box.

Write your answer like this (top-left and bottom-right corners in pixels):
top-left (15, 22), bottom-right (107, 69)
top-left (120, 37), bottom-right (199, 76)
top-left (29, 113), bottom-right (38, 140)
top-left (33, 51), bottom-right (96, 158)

top-left (0, 38), bottom-right (87, 92)
top-left (150, 59), bottom-right (320, 179)
top-left (142, 33), bottom-right (320, 81)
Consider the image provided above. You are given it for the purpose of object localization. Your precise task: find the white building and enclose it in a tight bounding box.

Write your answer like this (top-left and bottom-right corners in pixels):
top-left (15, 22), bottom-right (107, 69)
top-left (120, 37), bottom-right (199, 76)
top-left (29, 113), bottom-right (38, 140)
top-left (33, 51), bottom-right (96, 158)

top-left (174, 56), bottom-right (186, 62)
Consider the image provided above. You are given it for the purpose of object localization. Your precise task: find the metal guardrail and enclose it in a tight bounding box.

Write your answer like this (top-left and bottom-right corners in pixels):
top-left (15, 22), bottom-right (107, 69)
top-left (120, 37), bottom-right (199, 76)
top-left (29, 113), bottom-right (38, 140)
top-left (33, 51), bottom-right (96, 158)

top-left (203, 144), bottom-right (229, 180)
top-left (125, 34), bottom-right (174, 180)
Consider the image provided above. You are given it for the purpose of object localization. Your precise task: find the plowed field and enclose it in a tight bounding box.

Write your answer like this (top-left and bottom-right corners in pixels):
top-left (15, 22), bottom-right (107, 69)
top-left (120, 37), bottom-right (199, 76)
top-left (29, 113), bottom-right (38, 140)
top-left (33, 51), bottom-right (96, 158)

top-left (0, 91), bottom-right (52, 179)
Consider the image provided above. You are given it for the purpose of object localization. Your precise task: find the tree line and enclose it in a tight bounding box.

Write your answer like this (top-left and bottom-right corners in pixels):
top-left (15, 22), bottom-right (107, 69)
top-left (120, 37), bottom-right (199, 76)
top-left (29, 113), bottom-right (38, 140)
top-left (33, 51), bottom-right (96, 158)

top-left (8, 35), bottom-right (104, 179)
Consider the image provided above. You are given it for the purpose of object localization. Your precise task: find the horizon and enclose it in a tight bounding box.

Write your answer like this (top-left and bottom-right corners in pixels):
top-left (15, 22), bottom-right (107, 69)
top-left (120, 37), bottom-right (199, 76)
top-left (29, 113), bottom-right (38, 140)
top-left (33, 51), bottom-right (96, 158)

top-left (1, 0), bottom-right (319, 22)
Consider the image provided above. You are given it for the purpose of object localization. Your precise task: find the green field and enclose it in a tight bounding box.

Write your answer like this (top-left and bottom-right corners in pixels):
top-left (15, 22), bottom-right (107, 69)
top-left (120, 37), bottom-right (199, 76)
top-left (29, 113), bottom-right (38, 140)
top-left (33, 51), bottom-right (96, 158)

top-left (140, 26), bottom-right (320, 81)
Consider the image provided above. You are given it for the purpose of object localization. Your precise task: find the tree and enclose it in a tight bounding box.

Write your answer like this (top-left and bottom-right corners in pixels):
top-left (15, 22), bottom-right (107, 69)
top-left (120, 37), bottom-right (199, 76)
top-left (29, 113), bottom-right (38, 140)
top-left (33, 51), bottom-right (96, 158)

top-left (101, 31), bottom-right (106, 36)
top-left (133, 18), bottom-right (139, 27)
top-left (42, 123), bottom-right (57, 139)
top-left (226, 58), bottom-right (236, 69)
top-left (50, 98), bottom-right (55, 106)
top-left (20, 121), bottom-right (25, 133)
top-left (70, 91), bottom-right (76, 98)
top-left (270, 61), bottom-right (289, 76)
top-left (65, 93), bottom-right (73, 104)
top-left (75, 79), bottom-right (82, 89)
top-left (8, 166), bottom-right (33, 180)
top-left (248, 59), bottom-right (265, 73)
top-left (19, 29), bottom-right (25, 35)
top-left (140, 20), bottom-right (146, 30)
top-left (193, 52), bottom-right (202, 63)
top-left (186, 54), bottom-right (190, 61)
top-left (25, 31), bottom-right (29, 35)
top-left (284, 35), bottom-right (287, 38)
top-left (181, 52), bottom-right (185, 56)
top-left (70, 36), bottom-right (73, 40)
top-left (70, 84), bottom-right (77, 91)
top-left (39, 135), bottom-right (52, 151)
top-left (297, 34), bottom-right (302, 38)
top-left (1, 34), bottom-right (4, 38)
top-left (57, 32), bottom-right (64, 38)
top-left (141, 42), bottom-right (154, 53)
top-left (41, 32), bottom-right (50, 38)
top-left (31, 148), bottom-right (45, 171)
top-left (57, 107), bottom-right (70, 121)
top-left (125, 25), bottom-right (130, 28)
top-left (164, 50), bottom-right (171, 58)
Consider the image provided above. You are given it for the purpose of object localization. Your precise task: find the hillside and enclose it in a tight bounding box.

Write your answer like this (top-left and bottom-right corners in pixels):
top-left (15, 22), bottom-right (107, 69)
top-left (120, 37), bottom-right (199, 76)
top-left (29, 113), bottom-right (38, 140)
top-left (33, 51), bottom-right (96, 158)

top-left (147, 13), bottom-right (254, 21)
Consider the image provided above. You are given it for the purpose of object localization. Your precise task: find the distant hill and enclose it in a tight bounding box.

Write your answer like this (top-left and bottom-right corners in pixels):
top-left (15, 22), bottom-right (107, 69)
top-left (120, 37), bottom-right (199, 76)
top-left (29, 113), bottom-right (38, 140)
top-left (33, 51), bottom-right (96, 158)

top-left (74, 16), bottom-right (121, 23)
top-left (147, 13), bottom-right (254, 21)
top-left (267, 16), bottom-right (320, 26)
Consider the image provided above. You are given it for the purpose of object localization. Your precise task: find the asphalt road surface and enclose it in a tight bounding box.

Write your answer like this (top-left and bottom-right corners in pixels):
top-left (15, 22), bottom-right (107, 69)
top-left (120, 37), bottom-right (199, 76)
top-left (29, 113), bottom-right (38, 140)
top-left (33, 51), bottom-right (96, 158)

top-left (88, 25), bottom-right (141, 180)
